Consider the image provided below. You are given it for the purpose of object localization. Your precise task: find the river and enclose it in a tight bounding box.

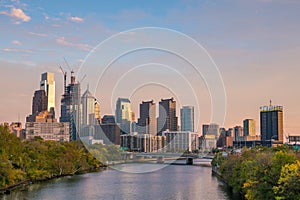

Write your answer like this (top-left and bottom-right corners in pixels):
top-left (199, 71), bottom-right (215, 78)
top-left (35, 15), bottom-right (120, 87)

top-left (1, 164), bottom-right (240, 200)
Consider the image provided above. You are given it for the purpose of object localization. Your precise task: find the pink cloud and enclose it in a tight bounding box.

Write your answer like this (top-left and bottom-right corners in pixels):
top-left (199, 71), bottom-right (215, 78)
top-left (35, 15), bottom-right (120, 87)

top-left (11, 40), bottom-right (22, 45)
top-left (55, 36), bottom-right (91, 51)
top-left (0, 7), bottom-right (31, 22)
top-left (69, 16), bottom-right (84, 23)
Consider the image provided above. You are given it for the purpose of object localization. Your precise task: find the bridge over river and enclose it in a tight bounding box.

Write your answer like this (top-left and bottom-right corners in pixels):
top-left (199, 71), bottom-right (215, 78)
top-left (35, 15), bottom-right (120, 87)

top-left (107, 152), bottom-right (214, 166)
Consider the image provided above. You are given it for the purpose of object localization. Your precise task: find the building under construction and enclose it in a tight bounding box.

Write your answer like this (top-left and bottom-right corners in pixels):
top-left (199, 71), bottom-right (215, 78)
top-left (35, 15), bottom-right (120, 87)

top-left (59, 70), bottom-right (81, 141)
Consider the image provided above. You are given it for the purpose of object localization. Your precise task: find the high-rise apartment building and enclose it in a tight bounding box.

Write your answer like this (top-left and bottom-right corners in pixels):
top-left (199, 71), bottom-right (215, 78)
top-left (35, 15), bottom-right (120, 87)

top-left (260, 102), bottom-right (283, 142)
top-left (137, 100), bottom-right (157, 135)
top-left (180, 106), bottom-right (194, 132)
top-left (115, 98), bottom-right (133, 134)
top-left (243, 119), bottom-right (256, 136)
top-left (157, 98), bottom-right (178, 135)
top-left (40, 72), bottom-right (55, 111)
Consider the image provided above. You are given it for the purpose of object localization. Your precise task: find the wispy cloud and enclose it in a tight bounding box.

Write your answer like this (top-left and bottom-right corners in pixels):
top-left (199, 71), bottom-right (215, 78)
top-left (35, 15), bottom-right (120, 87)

top-left (0, 7), bottom-right (31, 23)
top-left (55, 36), bottom-right (91, 51)
top-left (78, 58), bottom-right (85, 63)
top-left (28, 31), bottom-right (48, 37)
top-left (11, 40), bottom-right (22, 45)
top-left (69, 16), bottom-right (84, 23)
top-left (1, 48), bottom-right (33, 53)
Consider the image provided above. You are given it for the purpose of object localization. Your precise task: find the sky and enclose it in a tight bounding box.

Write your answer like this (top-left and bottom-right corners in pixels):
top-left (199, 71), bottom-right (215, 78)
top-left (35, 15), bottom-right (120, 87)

top-left (0, 0), bottom-right (300, 136)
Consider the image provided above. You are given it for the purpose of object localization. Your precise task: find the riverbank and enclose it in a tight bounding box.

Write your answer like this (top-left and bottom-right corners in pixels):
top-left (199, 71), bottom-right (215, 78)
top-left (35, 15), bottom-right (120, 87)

top-left (211, 146), bottom-right (300, 200)
top-left (0, 166), bottom-right (107, 195)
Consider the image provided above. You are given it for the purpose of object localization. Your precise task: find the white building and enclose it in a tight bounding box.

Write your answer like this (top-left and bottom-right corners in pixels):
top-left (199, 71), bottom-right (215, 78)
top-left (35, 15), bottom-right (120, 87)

top-left (163, 130), bottom-right (199, 152)
top-left (82, 88), bottom-right (98, 126)
top-left (115, 98), bottom-right (133, 134)
top-left (40, 72), bottom-right (55, 111)
top-left (25, 122), bottom-right (70, 142)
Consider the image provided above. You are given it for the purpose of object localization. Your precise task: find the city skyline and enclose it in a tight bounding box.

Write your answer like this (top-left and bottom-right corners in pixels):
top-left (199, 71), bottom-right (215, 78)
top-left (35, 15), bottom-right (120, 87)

top-left (1, 0), bottom-right (300, 135)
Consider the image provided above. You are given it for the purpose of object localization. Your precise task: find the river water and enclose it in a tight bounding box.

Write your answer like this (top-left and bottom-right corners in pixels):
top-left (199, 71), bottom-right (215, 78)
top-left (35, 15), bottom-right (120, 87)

top-left (1, 164), bottom-right (240, 200)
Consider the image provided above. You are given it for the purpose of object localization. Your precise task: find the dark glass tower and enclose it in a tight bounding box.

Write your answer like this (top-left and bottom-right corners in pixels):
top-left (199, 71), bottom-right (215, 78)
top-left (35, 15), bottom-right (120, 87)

top-left (260, 103), bottom-right (283, 142)
top-left (137, 100), bottom-right (156, 135)
top-left (157, 98), bottom-right (178, 135)
top-left (32, 90), bottom-right (48, 115)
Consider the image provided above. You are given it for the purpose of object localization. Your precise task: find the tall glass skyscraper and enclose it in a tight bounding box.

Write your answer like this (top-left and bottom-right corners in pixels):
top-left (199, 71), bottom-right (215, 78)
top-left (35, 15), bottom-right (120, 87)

top-left (81, 88), bottom-right (98, 126)
top-left (260, 103), bottom-right (283, 142)
top-left (137, 100), bottom-right (157, 135)
top-left (157, 98), bottom-right (178, 135)
top-left (40, 72), bottom-right (55, 111)
top-left (115, 98), bottom-right (133, 134)
top-left (180, 106), bottom-right (194, 132)
top-left (243, 119), bottom-right (256, 136)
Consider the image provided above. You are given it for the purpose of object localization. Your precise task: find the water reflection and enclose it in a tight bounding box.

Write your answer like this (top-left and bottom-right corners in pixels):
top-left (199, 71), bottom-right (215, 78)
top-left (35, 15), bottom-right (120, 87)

top-left (1, 164), bottom-right (240, 200)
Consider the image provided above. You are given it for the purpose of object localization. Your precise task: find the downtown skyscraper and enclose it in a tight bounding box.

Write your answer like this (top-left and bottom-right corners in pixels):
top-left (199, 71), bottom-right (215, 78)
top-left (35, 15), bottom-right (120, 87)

top-left (115, 98), bottom-right (133, 134)
top-left (180, 106), bottom-right (194, 132)
top-left (260, 102), bottom-right (283, 142)
top-left (243, 119), bottom-right (256, 136)
top-left (40, 72), bottom-right (55, 111)
top-left (137, 100), bottom-right (157, 135)
top-left (157, 98), bottom-right (178, 135)
top-left (81, 87), bottom-right (100, 126)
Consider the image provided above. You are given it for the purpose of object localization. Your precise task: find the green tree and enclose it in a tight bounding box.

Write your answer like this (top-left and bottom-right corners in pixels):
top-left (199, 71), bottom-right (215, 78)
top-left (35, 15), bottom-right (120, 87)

top-left (274, 160), bottom-right (300, 200)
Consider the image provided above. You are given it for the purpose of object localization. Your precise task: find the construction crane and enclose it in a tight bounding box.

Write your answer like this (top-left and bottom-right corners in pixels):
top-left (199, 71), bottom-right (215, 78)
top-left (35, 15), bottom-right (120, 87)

top-left (59, 66), bottom-right (67, 95)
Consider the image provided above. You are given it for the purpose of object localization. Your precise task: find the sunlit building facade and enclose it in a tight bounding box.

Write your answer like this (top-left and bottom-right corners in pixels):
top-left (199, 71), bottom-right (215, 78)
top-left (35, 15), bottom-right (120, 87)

top-left (115, 98), bottom-right (133, 134)
top-left (40, 72), bottom-right (55, 111)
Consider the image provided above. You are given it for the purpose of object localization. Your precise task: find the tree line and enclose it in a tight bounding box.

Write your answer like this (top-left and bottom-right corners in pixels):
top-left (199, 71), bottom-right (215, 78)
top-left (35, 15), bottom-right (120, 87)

top-left (212, 146), bottom-right (300, 200)
top-left (0, 125), bottom-right (121, 189)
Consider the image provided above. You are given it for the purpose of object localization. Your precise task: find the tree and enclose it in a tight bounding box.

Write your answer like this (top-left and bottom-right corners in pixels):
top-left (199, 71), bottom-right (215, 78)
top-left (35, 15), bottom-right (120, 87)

top-left (274, 160), bottom-right (300, 200)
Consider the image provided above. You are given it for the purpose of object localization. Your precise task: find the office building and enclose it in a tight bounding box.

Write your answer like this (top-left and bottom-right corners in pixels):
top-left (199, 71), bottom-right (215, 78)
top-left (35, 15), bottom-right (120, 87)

top-left (40, 72), bottom-right (55, 111)
top-left (26, 90), bottom-right (48, 122)
top-left (94, 124), bottom-right (121, 145)
top-left (94, 99), bottom-right (101, 124)
top-left (102, 115), bottom-right (116, 124)
top-left (180, 106), bottom-right (194, 132)
top-left (157, 98), bottom-right (178, 135)
top-left (32, 90), bottom-right (48, 115)
top-left (115, 98), bottom-right (133, 134)
top-left (163, 130), bottom-right (198, 153)
top-left (81, 88), bottom-right (100, 126)
top-left (137, 100), bottom-right (157, 135)
top-left (243, 119), bottom-right (256, 136)
top-left (25, 121), bottom-right (69, 142)
top-left (202, 123), bottom-right (220, 138)
top-left (260, 102), bottom-right (283, 142)
top-left (234, 126), bottom-right (244, 141)
top-left (151, 135), bottom-right (167, 152)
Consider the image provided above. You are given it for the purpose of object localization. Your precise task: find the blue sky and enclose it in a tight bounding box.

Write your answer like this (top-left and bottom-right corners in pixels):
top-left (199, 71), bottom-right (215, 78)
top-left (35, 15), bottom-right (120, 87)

top-left (1, 0), bottom-right (300, 135)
